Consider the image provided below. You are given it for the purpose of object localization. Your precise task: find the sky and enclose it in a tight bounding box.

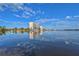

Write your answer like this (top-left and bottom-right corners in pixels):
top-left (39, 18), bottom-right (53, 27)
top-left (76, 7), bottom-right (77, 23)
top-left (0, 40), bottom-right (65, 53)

top-left (0, 3), bottom-right (79, 29)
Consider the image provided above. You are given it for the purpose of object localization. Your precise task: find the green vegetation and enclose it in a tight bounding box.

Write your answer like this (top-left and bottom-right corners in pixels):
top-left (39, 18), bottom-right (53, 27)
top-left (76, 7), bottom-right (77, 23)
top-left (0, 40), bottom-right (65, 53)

top-left (0, 26), bottom-right (30, 35)
top-left (0, 26), bottom-right (6, 35)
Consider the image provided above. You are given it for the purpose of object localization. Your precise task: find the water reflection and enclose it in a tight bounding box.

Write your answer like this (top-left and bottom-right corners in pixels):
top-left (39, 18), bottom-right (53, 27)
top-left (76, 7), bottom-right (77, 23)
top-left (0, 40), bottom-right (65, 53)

top-left (0, 30), bottom-right (6, 35)
top-left (64, 41), bottom-right (70, 45)
top-left (0, 31), bottom-right (79, 55)
top-left (29, 30), bottom-right (43, 39)
top-left (0, 42), bottom-right (36, 56)
top-left (0, 30), bottom-right (43, 56)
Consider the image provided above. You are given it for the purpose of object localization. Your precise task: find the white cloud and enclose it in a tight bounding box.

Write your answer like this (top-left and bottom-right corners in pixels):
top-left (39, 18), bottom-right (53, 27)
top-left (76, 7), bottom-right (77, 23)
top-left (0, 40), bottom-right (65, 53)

top-left (14, 14), bottom-right (21, 18)
top-left (0, 3), bottom-right (46, 19)
top-left (0, 4), bottom-right (8, 11)
top-left (36, 10), bottom-right (45, 15)
top-left (24, 6), bottom-right (36, 14)
top-left (35, 18), bottom-right (59, 25)
top-left (14, 14), bottom-right (31, 19)
top-left (65, 16), bottom-right (71, 19)
top-left (22, 11), bottom-right (33, 17)
top-left (73, 15), bottom-right (79, 18)
top-left (10, 4), bottom-right (45, 19)
top-left (22, 15), bottom-right (30, 18)
top-left (11, 3), bottom-right (36, 18)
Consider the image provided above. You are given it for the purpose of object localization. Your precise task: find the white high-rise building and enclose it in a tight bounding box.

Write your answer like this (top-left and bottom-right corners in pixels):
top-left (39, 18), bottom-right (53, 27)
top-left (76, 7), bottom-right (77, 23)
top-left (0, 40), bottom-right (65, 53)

top-left (29, 22), bottom-right (43, 32)
top-left (29, 22), bottom-right (35, 31)
top-left (40, 26), bottom-right (43, 31)
top-left (40, 26), bottom-right (43, 35)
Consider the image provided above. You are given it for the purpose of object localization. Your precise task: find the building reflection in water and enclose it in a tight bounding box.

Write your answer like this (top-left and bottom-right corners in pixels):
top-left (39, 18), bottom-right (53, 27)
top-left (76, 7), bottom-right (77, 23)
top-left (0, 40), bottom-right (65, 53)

top-left (29, 30), bottom-right (43, 39)
top-left (40, 30), bottom-right (43, 35)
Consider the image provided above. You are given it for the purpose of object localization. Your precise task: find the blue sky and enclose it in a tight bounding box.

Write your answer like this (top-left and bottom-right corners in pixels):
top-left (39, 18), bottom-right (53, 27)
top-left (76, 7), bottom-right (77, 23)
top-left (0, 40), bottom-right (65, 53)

top-left (0, 3), bottom-right (79, 29)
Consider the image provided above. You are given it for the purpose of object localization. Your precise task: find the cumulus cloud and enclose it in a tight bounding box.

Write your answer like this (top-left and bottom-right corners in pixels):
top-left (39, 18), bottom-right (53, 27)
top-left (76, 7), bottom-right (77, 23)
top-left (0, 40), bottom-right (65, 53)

top-left (0, 3), bottom-right (46, 19)
top-left (22, 15), bottom-right (30, 18)
top-left (22, 11), bottom-right (33, 17)
top-left (36, 10), bottom-right (44, 14)
top-left (10, 3), bottom-right (24, 11)
top-left (64, 15), bottom-right (79, 22)
top-left (0, 4), bottom-right (36, 18)
top-left (73, 15), bottom-right (79, 18)
top-left (65, 16), bottom-right (71, 19)
top-left (24, 6), bottom-right (36, 14)
top-left (14, 14), bottom-right (21, 18)
top-left (35, 18), bottom-right (59, 25)
top-left (34, 17), bottom-right (79, 29)
top-left (0, 4), bottom-right (9, 11)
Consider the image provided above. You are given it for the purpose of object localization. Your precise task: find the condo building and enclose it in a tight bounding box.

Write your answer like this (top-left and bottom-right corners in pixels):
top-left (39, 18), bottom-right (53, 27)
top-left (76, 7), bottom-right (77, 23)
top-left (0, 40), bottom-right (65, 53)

top-left (29, 22), bottom-right (40, 31)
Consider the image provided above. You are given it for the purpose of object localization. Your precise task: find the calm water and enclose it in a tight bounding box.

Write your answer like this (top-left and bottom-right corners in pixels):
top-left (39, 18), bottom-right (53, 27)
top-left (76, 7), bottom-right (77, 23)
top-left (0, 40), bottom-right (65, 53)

top-left (0, 31), bottom-right (79, 56)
